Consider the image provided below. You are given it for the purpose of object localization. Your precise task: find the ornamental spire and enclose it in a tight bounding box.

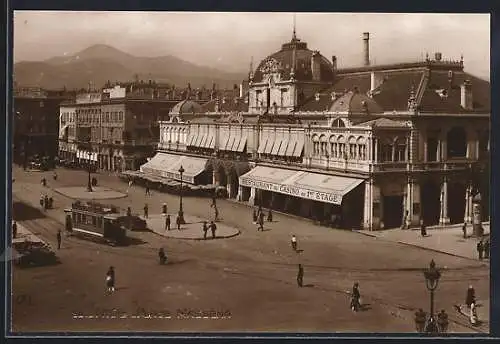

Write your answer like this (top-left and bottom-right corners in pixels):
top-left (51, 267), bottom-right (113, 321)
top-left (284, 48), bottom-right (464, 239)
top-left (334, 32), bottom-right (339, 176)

top-left (293, 13), bottom-right (297, 41)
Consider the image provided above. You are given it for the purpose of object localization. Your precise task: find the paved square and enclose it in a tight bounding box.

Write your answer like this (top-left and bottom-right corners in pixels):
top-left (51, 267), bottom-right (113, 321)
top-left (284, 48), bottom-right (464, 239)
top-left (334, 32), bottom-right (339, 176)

top-left (54, 186), bottom-right (127, 200)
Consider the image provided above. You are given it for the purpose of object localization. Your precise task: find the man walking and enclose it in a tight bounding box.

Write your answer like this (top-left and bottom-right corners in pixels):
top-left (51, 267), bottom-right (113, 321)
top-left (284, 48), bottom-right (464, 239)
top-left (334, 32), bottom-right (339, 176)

top-left (462, 223), bottom-right (467, 239)
top-left (145, 184), bottom-right (150, 196)
top-left (106, 266), bottom-right (115, 293)
top-left (143, 203), bottom-right (149, 219)
top-left (210, 221), bottom-right (217, 239)
top-left (257, 214), bottom-right (264, 231)
top-left (297, 264), bottom-right (304, 287)
top-left (127, 179), bottom-right (133, 193)
top-left (420, 221), bottom-right (427, 237)
top-left (176, 215), bottom-right (181, 230)
top-left (291, 234), bottom-right (298, 251)
top-left (12, 221), bottom-right (17, 239)
top-left (267, 209), bottom-right (273, 222)
top-left (466, 285), bottom-right (476, 308)
top-left (202, 221), bottom-right (208, 240)
top-left (477, 240), bottom-right (484, 260)
top-left (56, 229), bottom-right (62, 250)
top-left (162, 203), bottom-right (167, 215)
top-left (484, 239), bottom-right (490, 259)
top-left (165, 214), bottom-right (171, 231)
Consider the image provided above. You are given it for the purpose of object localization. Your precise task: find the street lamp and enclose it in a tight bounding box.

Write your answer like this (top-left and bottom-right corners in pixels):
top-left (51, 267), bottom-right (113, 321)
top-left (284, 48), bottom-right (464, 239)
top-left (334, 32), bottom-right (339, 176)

top-left (422, 259), bottom-right (441, 334)
top-left (87, 150), bottom-right (93, 192)
top-left (178, 165), bottom-right (186, 224)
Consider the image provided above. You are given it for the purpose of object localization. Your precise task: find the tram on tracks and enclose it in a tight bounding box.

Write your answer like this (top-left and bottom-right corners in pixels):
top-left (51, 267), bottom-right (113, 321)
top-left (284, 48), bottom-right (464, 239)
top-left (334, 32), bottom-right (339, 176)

top-left (64, 200), bottom-right (127, 245)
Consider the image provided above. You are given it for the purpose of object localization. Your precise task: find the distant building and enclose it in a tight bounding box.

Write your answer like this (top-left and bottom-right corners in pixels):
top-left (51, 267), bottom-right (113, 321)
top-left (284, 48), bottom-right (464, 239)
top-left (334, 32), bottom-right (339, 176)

top-left (58, 81), bottom-right (214, 171)
top-left (13, 87), bottom-right (74, 166)
top-left (143, 31), bottom-right (489, 231)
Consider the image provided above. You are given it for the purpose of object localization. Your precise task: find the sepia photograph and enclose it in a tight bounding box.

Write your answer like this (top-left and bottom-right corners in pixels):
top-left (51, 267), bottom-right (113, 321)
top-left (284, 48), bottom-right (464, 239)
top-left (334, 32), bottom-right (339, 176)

top-left (10, 11), bottom-right (490, 335)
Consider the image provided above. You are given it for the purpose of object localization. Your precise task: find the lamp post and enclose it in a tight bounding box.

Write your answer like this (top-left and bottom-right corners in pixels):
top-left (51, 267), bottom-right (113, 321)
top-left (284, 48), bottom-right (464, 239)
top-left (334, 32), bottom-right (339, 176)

top-left (422, 259), bottom-right (441, 334)
top-left (178, 165), bottom-right (185, 224)
top-left (87, 150), bottom-right (93, 192)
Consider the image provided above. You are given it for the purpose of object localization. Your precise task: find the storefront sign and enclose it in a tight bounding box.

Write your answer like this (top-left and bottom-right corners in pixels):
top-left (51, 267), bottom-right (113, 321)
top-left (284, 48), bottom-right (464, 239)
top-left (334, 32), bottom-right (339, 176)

top-left (240, 177), bottom-right (343, 204)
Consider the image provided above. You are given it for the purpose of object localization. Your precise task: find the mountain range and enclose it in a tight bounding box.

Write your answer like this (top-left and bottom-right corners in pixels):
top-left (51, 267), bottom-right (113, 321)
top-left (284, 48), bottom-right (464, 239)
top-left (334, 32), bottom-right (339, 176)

top-left (13, 44), bottom-right (247, 90)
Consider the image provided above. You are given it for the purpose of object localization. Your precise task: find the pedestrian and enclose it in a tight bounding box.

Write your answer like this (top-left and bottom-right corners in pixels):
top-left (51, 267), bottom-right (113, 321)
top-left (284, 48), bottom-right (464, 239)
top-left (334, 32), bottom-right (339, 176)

top-left (252, 209), bottom-right (258, 223)
top-left (165, 214), bottom-right (171, 231)
top-left (202, 221), bottom-right (208, 239)
top-left (56, 229), bottom-right (62, 250)
top-left (258, 205), bottom-right (263, 217)
top-left (126, 206), bottom-right (132, 217)
top-left (214, 206), bottom-right (219, 222)
top-left (162, 203), bottom-right (167, 215)
top-left (267, 209), bottom-right (273, 222)
top-left (41, 177), bottom-right (46, 187)
top-left (176, 215), bottom-right (181, 230)
top-left (53, 171), bottom-right (57, 181)
top-left (420, 221), bottom-right (427, 237)
top-left (12, 221), bottom-right (17, 239)
top-left (145, 184), bottom-right (150, 196)
top-left (470, 303), bottom-right (479, 326)
top-left (40, 195), bottom-right (44, 208)
top-left (297, 264), bottom-right (304, 287)
top-left (462, 222), bottom-right (467, 239)
top-left (401, 210), bottom-right (408, 229)
top-left (484, 239), bottom-right (490, 259)
top-left (477, 240), bottom-right (484, 260)
top-left (158, 247), bottom-right (167, 265)
top-left (44, 195), bottom-right (49, 210)
top-left (143, 203), bottom-right (149, 219)
top-left (291, 234), bottom-right (298, 251)
top-left (437, 309), bottom-right (449, 333)
top-left (106, 266), bottom-right (115, 293)
top-left (257, 214), bottom-right (264, 231)
top-left (210, 220), bottom-right (217, 239)
top-left (127, 179), bottom-right (133, 193)
top-left (414, 308), bottom-right (427, 332)
top-left (465, 285), bottom-right (476, 308)
top-left (351, 282), bottom-right (361, 312)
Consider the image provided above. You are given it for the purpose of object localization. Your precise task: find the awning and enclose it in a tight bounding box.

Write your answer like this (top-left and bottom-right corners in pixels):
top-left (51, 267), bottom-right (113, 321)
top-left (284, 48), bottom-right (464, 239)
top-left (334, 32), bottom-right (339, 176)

top-left (226, 134), bottom-right (237, 151)
top-left (236, 136), bottom-right (247, 152)
top-left (271, 138), bottom-right (281, 155)
top-left (220, 130), bottom-right (230, 150)
top-left (168, 156), bottom-right (208, 184)
top-left (257, 134), bottom-right (268, 154)
top-left (264, 135), bottom-right (275, 154)
top-left (140, 152), bottom-right (182, 177)
top-left (208, 134), bottom-right (216, 149)
top-left (277, 139), bottom-right (288, 156)
top-left (194, 134), bottom-right (204, 147)
top-left (239, 166), bottom-right (365, 205)
top-left (203, 134), bottom-right (213, 149)
top-left (292, 140), bottom-right (304, 157)
top-left (199, 133), bottom-right (208, 148)
top-left (285, 140), bottom-right (297, 156)
top-left (187, 134), bottom-right (196, 146)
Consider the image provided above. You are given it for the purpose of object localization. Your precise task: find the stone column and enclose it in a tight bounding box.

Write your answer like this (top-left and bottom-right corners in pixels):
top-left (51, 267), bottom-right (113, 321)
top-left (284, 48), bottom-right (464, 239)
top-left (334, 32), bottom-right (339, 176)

top-left (226, 174), bottom-right (233, 198)
top-left (464, 184), bottom-right (473, 224)
top-left (363, 179), bottom-right (381, 230)
top-left (374, 138), bottom-right (378, 162)
top-left (439, 176), bottom-right (450, 225)
top-left (237, 185), bottom-right (243, 201)
top-left (248, 187), bottom-right (256, 206)
top-left (212, 169), bottom-right (217, 185)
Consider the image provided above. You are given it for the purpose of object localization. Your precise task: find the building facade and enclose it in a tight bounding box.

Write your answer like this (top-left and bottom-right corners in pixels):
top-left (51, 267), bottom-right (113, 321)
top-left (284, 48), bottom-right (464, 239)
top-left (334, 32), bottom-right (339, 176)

top-left (139, 32), bottom-right (490, 230)
top-left (14, 87), bottom-right (74, 167)
top-left (58, 82), bottom-right (214, 172)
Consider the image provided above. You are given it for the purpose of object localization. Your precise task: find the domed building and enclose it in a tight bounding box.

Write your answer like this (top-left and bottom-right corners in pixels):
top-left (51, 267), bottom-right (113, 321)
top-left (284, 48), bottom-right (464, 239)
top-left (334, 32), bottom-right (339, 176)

top-left (248, 32), bottom-right (337, 115)
top-left (169, 99), bottom-right (204, 116)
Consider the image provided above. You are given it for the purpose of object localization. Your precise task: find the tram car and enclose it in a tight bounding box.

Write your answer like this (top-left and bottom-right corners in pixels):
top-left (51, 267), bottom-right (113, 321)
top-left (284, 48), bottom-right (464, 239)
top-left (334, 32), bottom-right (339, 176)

top-left (64, 201), bottom-right (127, 245)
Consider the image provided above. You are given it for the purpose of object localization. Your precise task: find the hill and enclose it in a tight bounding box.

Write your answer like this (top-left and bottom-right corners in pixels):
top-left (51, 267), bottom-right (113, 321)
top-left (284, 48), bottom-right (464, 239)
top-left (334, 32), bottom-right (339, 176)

top-left (14, 44), bottom-right (246, 89)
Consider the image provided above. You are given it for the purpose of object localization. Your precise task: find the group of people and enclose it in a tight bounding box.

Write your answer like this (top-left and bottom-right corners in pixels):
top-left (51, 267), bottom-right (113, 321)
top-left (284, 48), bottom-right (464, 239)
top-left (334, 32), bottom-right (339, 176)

top-left (39, 194), bottom-right (53, 210)
top-left (253, 206), bottom-right (272, 231)
top-left (476, 239), bottom-right (490, 260)
top-left (202, 221), bottom-right (217, 239)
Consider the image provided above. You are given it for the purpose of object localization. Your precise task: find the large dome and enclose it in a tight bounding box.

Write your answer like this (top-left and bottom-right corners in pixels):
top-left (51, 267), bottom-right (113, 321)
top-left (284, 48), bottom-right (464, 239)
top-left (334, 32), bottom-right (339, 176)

top-left (252, 36), bottom-right (335, 83)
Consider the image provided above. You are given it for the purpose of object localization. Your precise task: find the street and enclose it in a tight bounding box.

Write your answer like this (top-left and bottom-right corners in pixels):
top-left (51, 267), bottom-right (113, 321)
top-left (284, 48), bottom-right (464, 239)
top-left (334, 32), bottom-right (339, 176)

top-left (11, 166), bottom-right (490, 333)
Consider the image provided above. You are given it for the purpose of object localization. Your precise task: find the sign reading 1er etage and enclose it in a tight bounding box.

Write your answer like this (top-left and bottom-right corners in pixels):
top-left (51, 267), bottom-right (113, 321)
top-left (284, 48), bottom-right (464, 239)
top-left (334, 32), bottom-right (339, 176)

top-left (240, 177), bottom-right (343, 205)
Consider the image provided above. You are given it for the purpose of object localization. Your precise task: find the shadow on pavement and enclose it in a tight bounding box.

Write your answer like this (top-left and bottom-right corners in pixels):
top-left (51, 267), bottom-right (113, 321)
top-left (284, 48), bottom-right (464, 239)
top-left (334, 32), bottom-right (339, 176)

top-left (12, 202), bottom-right (46, 221)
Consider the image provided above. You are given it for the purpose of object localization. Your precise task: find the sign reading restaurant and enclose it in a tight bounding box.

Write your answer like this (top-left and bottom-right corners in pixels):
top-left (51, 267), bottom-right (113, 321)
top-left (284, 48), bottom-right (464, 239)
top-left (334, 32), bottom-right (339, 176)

top-left (240, 177), bottom-right (343, 205)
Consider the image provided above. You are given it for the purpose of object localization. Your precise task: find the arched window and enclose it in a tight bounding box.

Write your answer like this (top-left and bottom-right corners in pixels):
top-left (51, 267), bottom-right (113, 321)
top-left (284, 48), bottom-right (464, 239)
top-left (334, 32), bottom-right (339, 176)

top-left (348, 136), bottom-right (357, 159)
top-left (394, 137), bottom-right (407, 162)
top-left (356, 136), bottom-right (366, 160)
top-left (379, 138), bottom-right (393, 162)
top-left (329, 135), bottom-right (337, 158)
top-left (447, 127), bottom-right (467, 158)
top-left (331, 118), bottom-right (346, 128)
top-left (337, 135), bottom-right (346, 159)
top-left (312, 134), bottom-right (320, 155)
top-left (319, 135), bottom-right (327, 156)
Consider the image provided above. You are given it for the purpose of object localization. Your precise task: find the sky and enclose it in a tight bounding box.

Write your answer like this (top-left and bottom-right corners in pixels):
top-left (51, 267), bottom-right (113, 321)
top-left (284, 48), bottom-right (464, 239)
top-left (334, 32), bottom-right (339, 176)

top-left (13, 12), bottom-right (490, 80)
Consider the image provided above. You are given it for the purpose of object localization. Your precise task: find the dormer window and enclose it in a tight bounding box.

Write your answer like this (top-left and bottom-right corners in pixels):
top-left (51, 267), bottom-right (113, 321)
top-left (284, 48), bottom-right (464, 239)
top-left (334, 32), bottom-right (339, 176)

top-left (315, 93), bottom-right (320, 101)
top-left (435, 89), bottom-right (448, 99)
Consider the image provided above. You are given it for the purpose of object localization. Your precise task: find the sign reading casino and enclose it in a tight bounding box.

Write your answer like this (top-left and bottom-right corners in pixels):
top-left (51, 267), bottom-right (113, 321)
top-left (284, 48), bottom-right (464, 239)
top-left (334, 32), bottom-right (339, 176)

top-left (239, 177), bottom-right (343, 205)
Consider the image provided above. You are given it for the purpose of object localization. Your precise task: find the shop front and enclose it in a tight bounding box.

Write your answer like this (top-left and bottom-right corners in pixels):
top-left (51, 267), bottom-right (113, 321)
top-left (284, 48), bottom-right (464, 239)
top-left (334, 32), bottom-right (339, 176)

top-left (238, 165), bottom-right (366, 228)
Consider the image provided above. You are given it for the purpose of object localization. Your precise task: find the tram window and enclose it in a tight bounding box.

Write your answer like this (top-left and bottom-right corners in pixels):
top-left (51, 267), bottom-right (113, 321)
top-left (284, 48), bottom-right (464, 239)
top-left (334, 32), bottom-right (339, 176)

top-left (86, 215), bottom-right (93, 225)
top-left (92, 217), bottom-right (97, 226)
top-left (97, 217), bottom-right (102, 228)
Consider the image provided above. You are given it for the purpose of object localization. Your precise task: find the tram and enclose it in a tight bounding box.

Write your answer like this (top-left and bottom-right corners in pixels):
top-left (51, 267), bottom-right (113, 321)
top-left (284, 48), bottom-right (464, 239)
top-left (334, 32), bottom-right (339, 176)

top-left (64, 200), bottom-right (127, 245)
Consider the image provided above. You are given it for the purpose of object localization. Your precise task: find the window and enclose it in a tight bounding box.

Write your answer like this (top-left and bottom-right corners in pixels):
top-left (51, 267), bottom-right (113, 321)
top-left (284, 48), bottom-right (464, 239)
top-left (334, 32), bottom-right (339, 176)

top-left (380, 143), bottom-right (393, 162)
top-left (349, 144), bottom-right (357, 159)
top-left (427, 137), bottom-right (438, 162)
top-left (394, 140), bottom-right (406, 162)
top-left (447, 127), bottom-right (467, 158)
top-left (313, 142), bottom-right (320, 155)
top-left (330, 142), bottom-right (338, 158)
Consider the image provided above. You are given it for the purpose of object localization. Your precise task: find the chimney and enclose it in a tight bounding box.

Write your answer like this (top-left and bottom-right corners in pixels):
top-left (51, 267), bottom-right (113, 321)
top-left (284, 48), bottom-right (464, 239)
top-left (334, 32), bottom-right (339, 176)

top-left (370, 72), bottom-right (384, 95)
top-left (332, 55), bottom-right (337, 71)
top-left (363, 32), bottom-right (370, 66)
top-left (460, 80), bottom-right (473, 110)
top-left (448, 70), bottom-right (454, 89)
top-left (311, 51), bottom-right (321, 81)
top-left (239, 83), bottom-right (243, 98)
top-left (435, 52), bottom-right (442, 61)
